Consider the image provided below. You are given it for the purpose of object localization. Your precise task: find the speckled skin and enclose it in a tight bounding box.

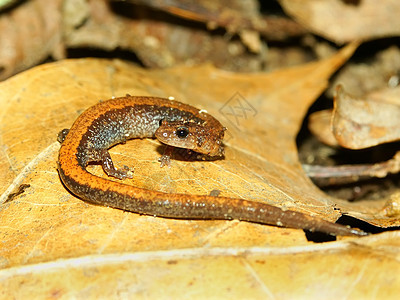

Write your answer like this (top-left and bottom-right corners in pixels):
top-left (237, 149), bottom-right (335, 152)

top-left (58, 96), bottom-right (366, 236)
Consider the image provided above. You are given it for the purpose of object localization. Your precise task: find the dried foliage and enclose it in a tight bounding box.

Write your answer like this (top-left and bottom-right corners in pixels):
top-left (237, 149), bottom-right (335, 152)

top-left (0, 0), bottom-right (307, 80)
top-left (1, 43), bottom-right (400, 297)
top-left (0, 0), bottom-right (63, 79)
top-left (279, 0), bottom-right (400, 43)
top-left (333, 85), bottom-right (400, 149)
top-left (1, 0), bottom-right (400, 298)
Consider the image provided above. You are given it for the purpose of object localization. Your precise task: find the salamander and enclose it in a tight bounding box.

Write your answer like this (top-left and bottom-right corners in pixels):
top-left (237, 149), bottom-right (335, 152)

top-left (57, 95), bottom-right (366, 236)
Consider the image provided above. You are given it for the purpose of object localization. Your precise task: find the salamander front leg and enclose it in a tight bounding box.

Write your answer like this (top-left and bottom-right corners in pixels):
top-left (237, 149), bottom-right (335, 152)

top-left (158, 145), bottom-right (174, 168)
top-left (98, 149), bottom-right (134, 180)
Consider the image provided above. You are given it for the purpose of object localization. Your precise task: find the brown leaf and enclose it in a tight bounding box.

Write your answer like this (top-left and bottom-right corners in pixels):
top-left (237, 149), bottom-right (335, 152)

top-left (308, 109), bottom-right (338, 147)
top-left (0, 0), bottom-right (307, 80)
top-left (124, 0), bottom-right (264, 32)
top-left (65, 0), bottom-right (265, 71)
top-left (327, 46), bottom-right (400, 98)
top-left (2, 43), bottom-right (399, 297)
top-left (333, 85), bottom-right (400, 149)
top-left (0, 0), bottom-right (64, 80)
top-left (116, 0), bottom-right (306, 41)
top-left (279, 0), bottom-right (400, 44)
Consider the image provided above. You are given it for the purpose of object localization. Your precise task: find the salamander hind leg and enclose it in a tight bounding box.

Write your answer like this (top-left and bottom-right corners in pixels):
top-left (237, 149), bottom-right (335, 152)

top-left (97, 149), bottom-right (134, 180)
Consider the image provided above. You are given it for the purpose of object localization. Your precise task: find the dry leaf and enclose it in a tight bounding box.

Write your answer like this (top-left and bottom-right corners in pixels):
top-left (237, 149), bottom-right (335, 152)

top-left (333, 85), bottom-right (400, 149)
top-left (306, 85), bottom-right (400, 186)
top-left (2, 232), bottom-right (400, 298)
top-left (122, 0), bottom-right (265, 33)
top-left (327, 46), bottom-right (400, 98)
top-left (308, 109), bottom-right (338, 147)
top-left (0, 0), bottom-right (64, 80)
top-left (65, 0), bottom-right (265, 71)
top-left (118, 0), bottom-right (306, 40)
top-left (279, 0), bottom-right (400, 44)
top-left (0, 0), bottom-right (307, 81)
top-left (1, 43), bottom-right (399, 297)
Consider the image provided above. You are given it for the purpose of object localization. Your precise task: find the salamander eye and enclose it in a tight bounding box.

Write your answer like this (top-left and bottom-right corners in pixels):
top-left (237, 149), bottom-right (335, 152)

top-left (176, 126), bottom-right (189, 138)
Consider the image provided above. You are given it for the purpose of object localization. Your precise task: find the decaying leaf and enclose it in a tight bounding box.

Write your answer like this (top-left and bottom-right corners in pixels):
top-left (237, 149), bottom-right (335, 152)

top-left (0, 0), bottom-right (309, 81)
top-left (64, 0), bottom-right (266, 71)
top-left (333, 85), bottom-right (400, 149)
top-left (1, 43), bottom-right (399, 297)
top-left (306, 85), bottom-right (400, 186)
top-left (120, 0), bottom-right (265, 33)
top-left (0, 0), bottom-right (64, 80)
top-left (116, 0), bottom-right (306, 41)
top-left (279, 0), bottom-right (400, 44)
top-left (327, 46), bottom-right (400, 98)
top-left (308, 109), bottom-right (338, 147)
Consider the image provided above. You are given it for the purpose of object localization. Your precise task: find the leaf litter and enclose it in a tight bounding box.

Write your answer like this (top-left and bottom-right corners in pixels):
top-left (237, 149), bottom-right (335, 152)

top-left (1, 0), bottom-right (400, 297)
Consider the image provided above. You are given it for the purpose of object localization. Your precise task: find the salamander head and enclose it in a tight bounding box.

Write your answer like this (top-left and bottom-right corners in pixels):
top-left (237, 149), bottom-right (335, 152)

top-left (155, 120), bottom-right (225, 157)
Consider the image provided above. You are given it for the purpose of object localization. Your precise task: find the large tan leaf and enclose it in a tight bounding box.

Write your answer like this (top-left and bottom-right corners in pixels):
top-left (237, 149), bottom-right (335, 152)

top-left (2, 232), bottom-right (400, 298)
top-left (1, 43), bottom-right (399, 297)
